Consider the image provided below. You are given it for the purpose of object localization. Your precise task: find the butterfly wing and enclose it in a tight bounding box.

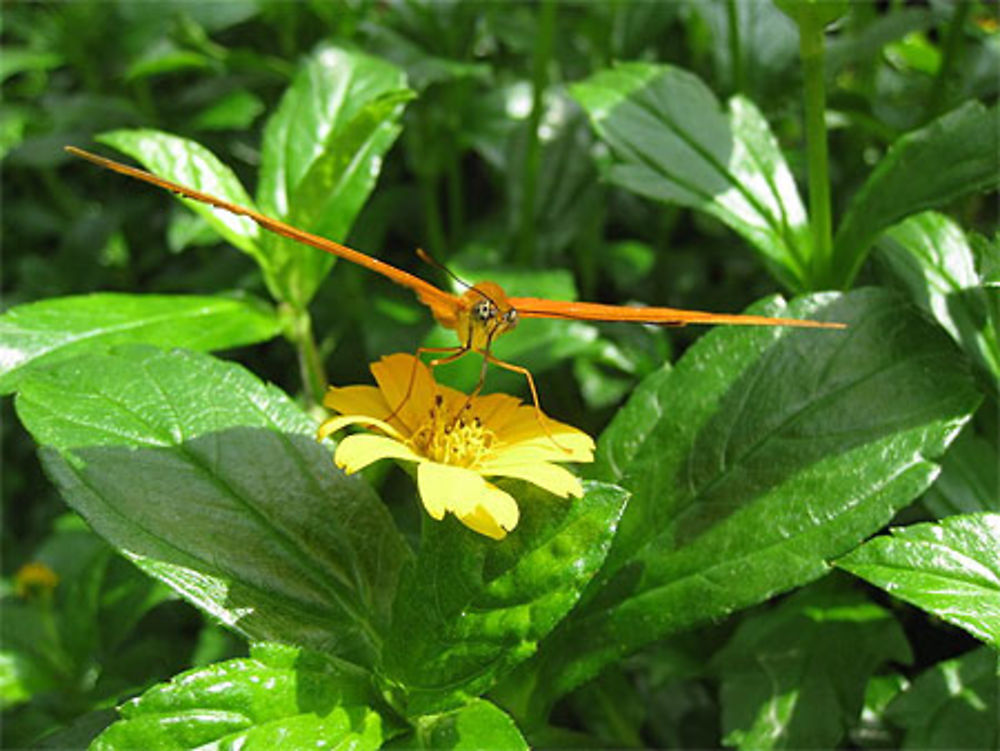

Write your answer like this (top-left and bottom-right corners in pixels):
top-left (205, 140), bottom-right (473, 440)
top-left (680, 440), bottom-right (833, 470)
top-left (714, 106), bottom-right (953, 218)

top-left (508, 296), bottom-right (846, 329)
top-left (65, 146), bottom-right (461, 320)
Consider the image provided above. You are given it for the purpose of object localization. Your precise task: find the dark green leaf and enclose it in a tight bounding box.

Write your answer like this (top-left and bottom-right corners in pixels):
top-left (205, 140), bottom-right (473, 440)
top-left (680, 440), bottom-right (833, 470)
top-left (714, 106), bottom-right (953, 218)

top-left (713, 579), bottom-right (911, 750)
top-left (0, 293), bottom-right (281, 395)
top-left (838, 513), bottom-right (1000, 647)
top-left (0, 48), bottom-right (62, 83)
top-left (877, 211), bottom-right (1000, 381)
top-left (924, 428), bottom-right (999, 516)
top-left (384, 482), bottom-right (628, 716)
top-left (92, 642), bottom-right (384, 751)
top-left (887, 646), bottom-right (997, 750)
top-left (572, 63), bottom-right (810, 290)
top-left (401, 699), bottom-right (528, 750)
top-left (95, 130), bottom-right (264, 262)
top-left (257, 44), bottom-right (412, 307)
top-left (505, 288), bottom-right (980, 715)
top-left (14, 346), bottom-right (408, 668)
top-left (833, 102), bottom-right (1000, 287)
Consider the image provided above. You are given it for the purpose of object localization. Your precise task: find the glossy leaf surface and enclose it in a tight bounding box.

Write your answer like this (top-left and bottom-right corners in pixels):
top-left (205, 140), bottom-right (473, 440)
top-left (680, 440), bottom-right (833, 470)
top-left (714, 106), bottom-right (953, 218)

top-left (0, 293), bottom-right (280, 395)
top-left (838, 513), bottom-right (1000, 647)
top-left (14, 346), bottom-right (408, 668)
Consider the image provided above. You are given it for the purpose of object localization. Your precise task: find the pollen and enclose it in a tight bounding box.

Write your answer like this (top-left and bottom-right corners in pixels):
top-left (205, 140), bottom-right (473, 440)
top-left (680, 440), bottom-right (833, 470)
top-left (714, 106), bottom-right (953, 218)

top-left (409, 395), bottom-right (496, 467)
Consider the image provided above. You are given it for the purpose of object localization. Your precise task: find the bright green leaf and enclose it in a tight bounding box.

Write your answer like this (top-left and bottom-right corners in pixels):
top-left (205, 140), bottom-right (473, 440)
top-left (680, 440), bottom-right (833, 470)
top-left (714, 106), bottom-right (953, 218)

top-left (833, 102), bottom-right (1000, 287)
top-left (384, 482), bottom-right (628, 716)
top-left (714, 579), bottom-right (911, 750)
top-left (257, 44), bottom-right (412, 307)
top-left (886, 646), bottom-right (998, 750)
top-left (404, 699), bottom-right (528, 750)
top-left (0, 293), bottom-right (281, 395)
top-left (572, 63), bottom-right (810, 290)
top-left (837, 513), bottom-right (1000, 647)
top-left (14, 346), bottom-right (409, 668)
top-left (877, 211), bottom-right (1000, 381)
top-left (92, 643), bottom-right (384, 751)
top-left (95, 129), bottom-right (264, 263)
top-left (504, 288), bottom-right (980, 715)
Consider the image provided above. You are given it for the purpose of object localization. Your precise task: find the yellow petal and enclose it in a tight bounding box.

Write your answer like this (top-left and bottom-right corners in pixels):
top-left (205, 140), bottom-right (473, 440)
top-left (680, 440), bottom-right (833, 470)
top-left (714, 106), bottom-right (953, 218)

top-left (488, 433), bottom-right (595, 465)
top-left (317, 414), bottom-right (406, 442)
top-left (468, 392), bottom-right (524, 429)
top-left (371, 354), bottom-right (438, 431)
top-left (334, 433), bottom-right (422, 474)
top-left (322, 385), bottom-right (391, 421)
top-left (477, 461), bottom-right (585, 498)
top-left (417, 462), bottom-right (519, 536)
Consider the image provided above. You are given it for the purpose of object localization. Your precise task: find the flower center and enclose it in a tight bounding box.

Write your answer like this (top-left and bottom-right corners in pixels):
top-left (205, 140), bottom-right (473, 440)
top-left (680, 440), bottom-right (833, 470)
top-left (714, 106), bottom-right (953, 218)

top-left (409, 394), bottom-right (495, 467)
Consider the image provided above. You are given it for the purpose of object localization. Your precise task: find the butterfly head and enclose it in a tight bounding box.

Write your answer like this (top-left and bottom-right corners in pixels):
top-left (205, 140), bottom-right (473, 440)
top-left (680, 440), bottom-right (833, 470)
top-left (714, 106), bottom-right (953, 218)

top-left (458, 282), bottom-right (518, 351)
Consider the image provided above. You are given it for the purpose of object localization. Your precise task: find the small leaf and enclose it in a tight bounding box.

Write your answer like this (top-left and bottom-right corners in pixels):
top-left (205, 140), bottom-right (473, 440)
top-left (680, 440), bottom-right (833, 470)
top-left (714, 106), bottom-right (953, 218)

top-left (506, 288), bottom-right (981, 714)
top-left (837, 513), bottom-right (1000, 647)
top-left (384, 482), bottom-right (628, 716)
top-left (92, 643), bottom-right (384, 751)
top-left (0, 293), bottom-right (280, 395)
top-left (404, 700), bottom-right (528, 750)
top-left (877, 211), bottom-right (1000, 381)
top-left (924, 428), bottom-right (999, 516)
top-left (257, 44), bottom-right (412, 307)
top-left (885, 646), bottom-right (997, 750)
top-left (713, 579), bottom-right (912, 751)
top-left (572, 63), bottom-right (810, 290)
top-left (95, 129), bottom-right (263, 262)
top-left (833, 102), bottom-right (1000, 287)
top-left (14, 346), bottom-right (408, 668)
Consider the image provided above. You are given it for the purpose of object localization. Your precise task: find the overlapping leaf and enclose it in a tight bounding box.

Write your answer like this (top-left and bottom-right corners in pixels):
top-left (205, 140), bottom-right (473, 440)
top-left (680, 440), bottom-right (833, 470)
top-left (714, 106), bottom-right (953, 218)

top-left (0, 293), bottom-right (280, 395)
top-left (833, 101), bottom-right (1000, 287)
top-left (384, 482), bottom-right (628, 716)
top-left (713, 580), bottom-right (911, 750)
top-left (572, 62), bottom-right (811, 290)
top-left (14, 346), bottom-right (408, 669)
top-left (257, 44), bottom-right (412, 307)
top-left (500, 288), bottom-right (981, 715)
top-left (401, 699), bottom-right (528, 750)
top-left (92, 643), bottom-right (384, 751)
top-left (838, 513), bottom-right (1000, 647)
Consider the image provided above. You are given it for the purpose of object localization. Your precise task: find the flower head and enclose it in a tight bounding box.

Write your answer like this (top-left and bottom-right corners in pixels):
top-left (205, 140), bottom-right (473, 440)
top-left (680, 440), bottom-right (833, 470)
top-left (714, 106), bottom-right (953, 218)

top-left (15, 561), bottom-right (59, 599)
top-left (317, 353), bottom-right (594, 539)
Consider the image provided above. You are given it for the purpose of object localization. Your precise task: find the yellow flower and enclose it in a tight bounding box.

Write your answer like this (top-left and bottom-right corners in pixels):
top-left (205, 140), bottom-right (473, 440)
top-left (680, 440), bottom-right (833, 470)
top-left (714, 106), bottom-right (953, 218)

top-left (317, 353), bottom-right (594, 539)
top-left (15, 561), bottom-right (59, 599)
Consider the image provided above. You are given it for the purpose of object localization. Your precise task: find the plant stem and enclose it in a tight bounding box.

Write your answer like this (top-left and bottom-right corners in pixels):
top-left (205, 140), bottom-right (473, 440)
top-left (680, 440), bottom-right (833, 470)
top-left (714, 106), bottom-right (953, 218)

top-left (288, 305), bottom-right (327, 409)
top-left (516, 0), bottom-right (557, 264)
top-left (798, 12), bottom-right (834, 289)
top-left (926, 1), bottom-right (970, 121)
top-left (726, 0), bottom-right (744, 93)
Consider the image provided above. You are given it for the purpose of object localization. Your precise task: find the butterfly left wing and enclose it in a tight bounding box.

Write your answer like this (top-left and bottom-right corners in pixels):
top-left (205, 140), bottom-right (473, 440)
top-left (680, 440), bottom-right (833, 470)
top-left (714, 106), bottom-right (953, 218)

top-left (508, 296), bottom-right (846, 329)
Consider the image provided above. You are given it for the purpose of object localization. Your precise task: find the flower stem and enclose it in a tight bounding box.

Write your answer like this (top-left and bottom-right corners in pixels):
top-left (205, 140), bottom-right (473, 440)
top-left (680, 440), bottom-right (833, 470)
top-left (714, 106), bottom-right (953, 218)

top-left (798, 11), bottom-right (834, 289)
top-left (726, 0), bottom-right (744, 93)
top-left (516, 0), bottom-right (557, 264)
top-left (927, 1), bottom-right (970, 121)
top-left (286, 304), bottom-right (327, 409)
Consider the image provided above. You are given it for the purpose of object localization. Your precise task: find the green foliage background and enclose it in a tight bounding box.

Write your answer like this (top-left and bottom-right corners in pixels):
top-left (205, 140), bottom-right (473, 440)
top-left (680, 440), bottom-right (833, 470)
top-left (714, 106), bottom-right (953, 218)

top-left (2, 2), bottom-right (997, 749)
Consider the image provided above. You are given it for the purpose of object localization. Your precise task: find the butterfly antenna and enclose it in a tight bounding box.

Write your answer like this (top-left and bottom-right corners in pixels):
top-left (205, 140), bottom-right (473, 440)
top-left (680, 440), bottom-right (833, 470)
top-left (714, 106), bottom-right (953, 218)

top-left (416, 248), bottom-right (472, 291)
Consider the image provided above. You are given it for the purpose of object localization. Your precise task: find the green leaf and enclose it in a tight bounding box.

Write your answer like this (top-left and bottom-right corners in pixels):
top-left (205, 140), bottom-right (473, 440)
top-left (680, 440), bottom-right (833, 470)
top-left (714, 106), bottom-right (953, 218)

top-left (95, 129), bottom-right (264, 263)
top-left (837, 513), bottom-right (1000, 647)
top-left (713, 579), bottom-right (911, 750)
top-left (924, 428), bottom-right (999, 516)
top-left (0, 293), bottom-right (281, 395)
top-left (505, 288), bottom-right (980, 715)
top-left (384, 482), bottom-right (628, 716)
top-left (572, 63), bottom-right (810, 291)
top-left (402, 699), bottom-right (528, 750)
top-left (885, 646), bottom-right (998, 750)
top-left (13, 346), bottom-right (409, 669)
top-left (92, 643), bottom-right (384, 751)
top-left (833, 102), bottom-right (1000, 287)
top-left (257, 44), bottom-right (412, 308)
top-left (877, 211), bottom-right (1000, 381)
top-left (774, 0), bottom-right (848, 27)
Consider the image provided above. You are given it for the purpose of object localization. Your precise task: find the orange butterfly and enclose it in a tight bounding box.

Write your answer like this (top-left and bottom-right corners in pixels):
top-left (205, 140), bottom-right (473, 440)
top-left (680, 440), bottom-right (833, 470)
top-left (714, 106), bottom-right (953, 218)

top-left (66, 146), bottom-right (844, 418)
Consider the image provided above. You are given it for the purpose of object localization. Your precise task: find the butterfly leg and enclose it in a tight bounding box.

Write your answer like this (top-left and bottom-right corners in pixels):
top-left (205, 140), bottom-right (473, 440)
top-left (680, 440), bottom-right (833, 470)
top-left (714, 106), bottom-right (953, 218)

top-left (482, 352), bottom-right (572, 453)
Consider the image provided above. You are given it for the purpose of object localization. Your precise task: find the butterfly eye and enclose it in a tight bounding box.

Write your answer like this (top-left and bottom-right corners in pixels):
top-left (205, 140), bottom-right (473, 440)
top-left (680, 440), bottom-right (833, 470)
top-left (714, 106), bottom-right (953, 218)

top-left (504, 309), bottom-right (519, 330)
